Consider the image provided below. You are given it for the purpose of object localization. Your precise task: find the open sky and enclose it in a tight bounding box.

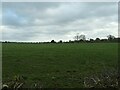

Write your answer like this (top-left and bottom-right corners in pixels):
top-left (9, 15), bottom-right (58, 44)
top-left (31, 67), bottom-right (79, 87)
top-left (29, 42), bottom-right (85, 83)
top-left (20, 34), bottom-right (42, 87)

top-left (1, 2), bottom-right (118, 42)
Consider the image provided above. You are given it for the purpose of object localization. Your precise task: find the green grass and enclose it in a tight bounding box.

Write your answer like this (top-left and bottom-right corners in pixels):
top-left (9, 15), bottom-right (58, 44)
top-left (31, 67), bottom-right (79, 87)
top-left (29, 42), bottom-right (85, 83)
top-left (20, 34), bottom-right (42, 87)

top-left (2, 43), bottom-right (118, 88)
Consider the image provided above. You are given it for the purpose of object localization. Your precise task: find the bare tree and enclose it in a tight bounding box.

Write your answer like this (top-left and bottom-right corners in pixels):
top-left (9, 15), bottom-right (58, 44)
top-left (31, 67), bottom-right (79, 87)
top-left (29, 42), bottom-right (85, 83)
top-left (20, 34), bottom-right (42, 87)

top-left (79, 35), bottom-right (86, 41)
top-left (74, 33), bottom-right (86, 41)
top-left (107, 35), bottom-right (115, 40)
top-left (74, 33), bottom-right (80, 41)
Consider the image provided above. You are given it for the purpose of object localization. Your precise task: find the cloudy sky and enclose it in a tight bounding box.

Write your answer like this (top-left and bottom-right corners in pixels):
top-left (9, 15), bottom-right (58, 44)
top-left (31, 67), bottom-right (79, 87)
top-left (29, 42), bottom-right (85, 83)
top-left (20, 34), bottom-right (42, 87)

top-left (1, 2), bottom-right (118, 42)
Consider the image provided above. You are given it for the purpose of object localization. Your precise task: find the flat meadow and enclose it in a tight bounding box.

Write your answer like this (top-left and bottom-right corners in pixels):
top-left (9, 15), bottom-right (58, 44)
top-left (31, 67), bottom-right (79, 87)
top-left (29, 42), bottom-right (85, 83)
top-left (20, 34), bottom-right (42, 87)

top-left (2, 43), bottom-right (118, 88)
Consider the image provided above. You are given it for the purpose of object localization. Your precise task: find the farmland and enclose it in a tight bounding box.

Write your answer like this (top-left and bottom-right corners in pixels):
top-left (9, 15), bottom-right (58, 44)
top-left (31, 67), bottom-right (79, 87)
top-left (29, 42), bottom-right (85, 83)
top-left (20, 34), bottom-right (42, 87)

top-left (2, 43), bottom-right (118, 88)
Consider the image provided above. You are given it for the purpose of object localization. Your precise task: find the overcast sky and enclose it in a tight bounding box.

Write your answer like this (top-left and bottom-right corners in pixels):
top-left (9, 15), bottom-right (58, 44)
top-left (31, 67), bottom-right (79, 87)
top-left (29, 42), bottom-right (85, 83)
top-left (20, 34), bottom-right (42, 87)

top-left (1, 2), bottom-right (118, 42)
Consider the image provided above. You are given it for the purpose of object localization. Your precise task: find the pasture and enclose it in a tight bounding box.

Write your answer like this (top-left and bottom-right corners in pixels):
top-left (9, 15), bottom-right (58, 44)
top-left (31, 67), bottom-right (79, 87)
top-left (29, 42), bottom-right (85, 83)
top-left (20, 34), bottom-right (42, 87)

top-left (2, 43), bottom-right (118, 88)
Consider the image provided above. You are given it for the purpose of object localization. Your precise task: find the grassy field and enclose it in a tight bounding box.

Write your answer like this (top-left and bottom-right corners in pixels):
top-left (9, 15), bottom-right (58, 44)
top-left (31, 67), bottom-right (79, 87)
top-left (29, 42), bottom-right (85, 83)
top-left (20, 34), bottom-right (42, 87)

top-left (2, 43), bottom-right (118, 88)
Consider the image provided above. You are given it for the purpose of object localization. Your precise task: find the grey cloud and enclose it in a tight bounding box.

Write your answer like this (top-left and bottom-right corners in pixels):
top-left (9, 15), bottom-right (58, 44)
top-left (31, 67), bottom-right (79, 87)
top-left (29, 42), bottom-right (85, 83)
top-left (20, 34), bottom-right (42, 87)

top-left (1, 2), bottom-right (118, 42)
top-left (2, 2), bottom-right (117, 26)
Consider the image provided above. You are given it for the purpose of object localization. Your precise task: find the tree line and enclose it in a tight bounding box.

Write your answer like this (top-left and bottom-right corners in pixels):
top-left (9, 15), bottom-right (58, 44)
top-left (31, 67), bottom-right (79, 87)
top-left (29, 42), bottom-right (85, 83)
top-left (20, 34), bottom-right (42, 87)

top-left (1, 34), bottom-right (120, 44)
